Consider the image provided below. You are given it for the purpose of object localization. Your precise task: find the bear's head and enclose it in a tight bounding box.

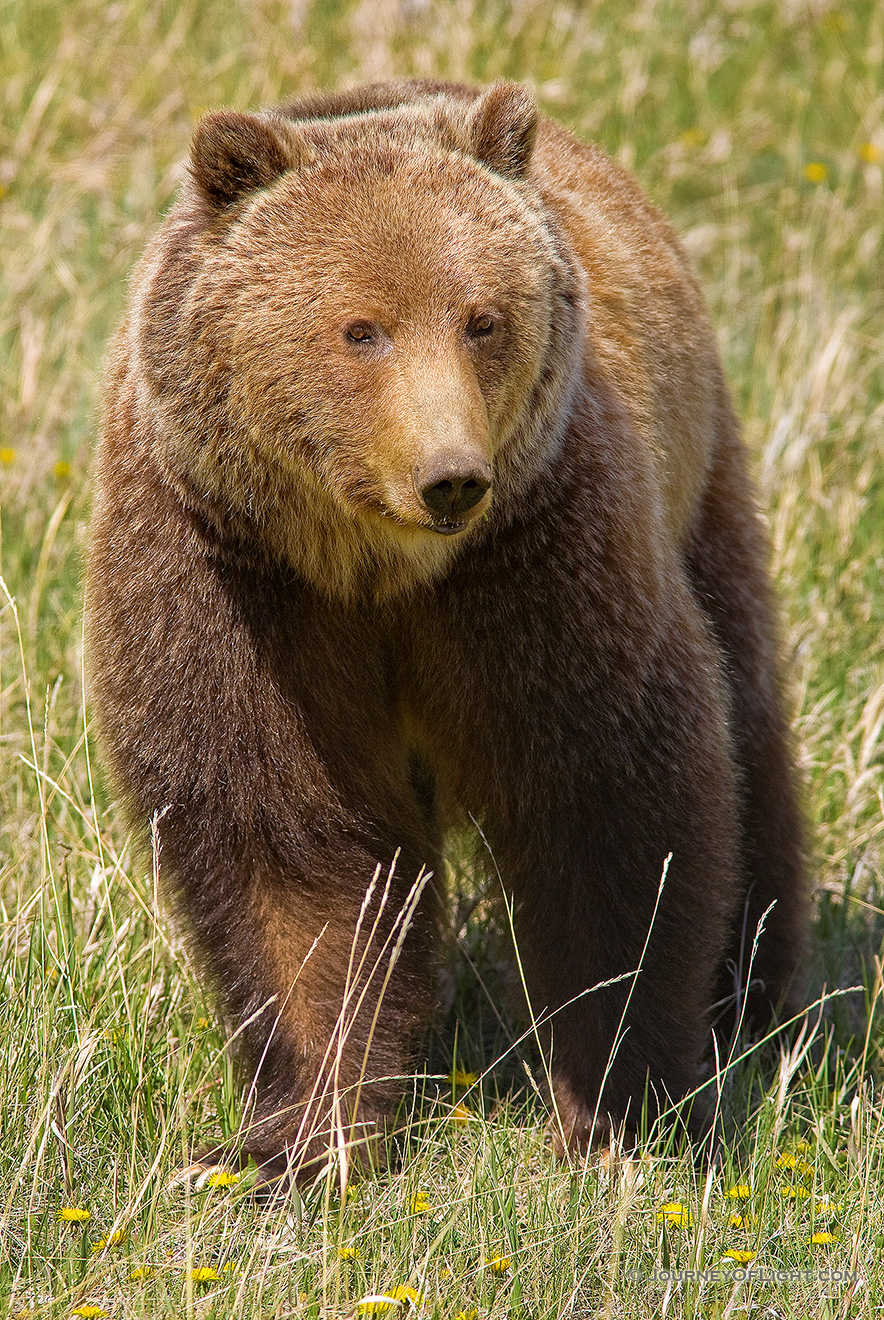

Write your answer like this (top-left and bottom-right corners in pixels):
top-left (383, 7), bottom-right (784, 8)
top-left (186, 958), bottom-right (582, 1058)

top-left (130, 82), bottom-right (584, 597)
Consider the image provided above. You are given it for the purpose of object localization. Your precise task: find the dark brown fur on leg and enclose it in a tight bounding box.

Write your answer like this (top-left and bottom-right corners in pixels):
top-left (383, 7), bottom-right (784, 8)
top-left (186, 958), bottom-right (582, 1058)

top-left (87, 425), bottom-right (443, 1182)
top-left (685, 389), bottom-right (807, 1038)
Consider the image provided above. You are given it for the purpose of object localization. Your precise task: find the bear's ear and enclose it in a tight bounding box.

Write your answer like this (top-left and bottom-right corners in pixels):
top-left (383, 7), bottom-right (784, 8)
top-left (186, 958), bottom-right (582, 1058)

top-left (467, 81), bottom-right (538, 181)
top-left (190, 110), bottom-right (312, 209)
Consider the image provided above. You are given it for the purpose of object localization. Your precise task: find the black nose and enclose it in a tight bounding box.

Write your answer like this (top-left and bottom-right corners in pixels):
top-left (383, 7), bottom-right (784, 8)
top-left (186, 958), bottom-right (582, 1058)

top-left (418, 463), bottom-right (492, 519)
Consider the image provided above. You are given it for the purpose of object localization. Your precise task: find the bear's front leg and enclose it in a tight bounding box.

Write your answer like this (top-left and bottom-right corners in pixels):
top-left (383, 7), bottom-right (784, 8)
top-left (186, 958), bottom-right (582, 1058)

top-left (166, 807), bottom-right (440, 1184)
top-left (475, 606), bottom-right (743, 1154)
top-left (87, 447), bottom-right (441, 1184)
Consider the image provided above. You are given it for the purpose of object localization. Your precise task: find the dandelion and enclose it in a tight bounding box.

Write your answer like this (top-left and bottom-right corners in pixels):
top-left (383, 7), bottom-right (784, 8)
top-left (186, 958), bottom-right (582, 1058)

top-left (71, 1309), bottom-right (108, 1319)
top-left (809, 1232), bottom-right (839, 1245)
top-left (726, 1184), bottom-right (752, 1199)
top-left (0, 448), bottom-right (15, 465)
top-left (804, 162), bottom-right (828, 184)
top-left (814, 1201), bottom-right (842, 1215)
top-left (195, 1017), bottom-right (210, 1030)
top-left (859, 142), bottom-right (882, 164)
top-left (657, 1202), bottom-right (693, 1226)
top-left (778, 1184), bottom-right (810, 1198)
top-left (451, 1101), bottom-right (472, 1126)
top-left (338, 1245), bottom-right (361, 1260)
top-left (355, 1289), bottom-right (421, 1314)
top-left (128, 1267), bottom-right (153, 1280)
top-left (454, 1312), bottom-right (479, 1320)
top-left (191, 1266), bottom-right (220, 1283)
top-left (774, 1152), bottom-right (812, 1175)
top-left (728, 1213), bottom-right (756, 1228)
top-left (410, 1193), bottom-right (430, 1214)
top-left (92, 1230), bottom-right (127, 1251)
top-left (206, 1171), bottom-right (239, 1188)
top-left (58, 1206), bottom-right (91, 1223)
top-left (53, 460), bottom-right (72, 479)
top-left (486, 1256), bottom-right (511, 1273)
top-left (448, 1068), bottom-right (478, 1087)
top-left (722, 1249), bottom-right (757, 1265)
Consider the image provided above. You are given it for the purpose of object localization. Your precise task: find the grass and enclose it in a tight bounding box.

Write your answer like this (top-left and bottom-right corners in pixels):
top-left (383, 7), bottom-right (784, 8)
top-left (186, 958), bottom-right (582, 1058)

top-left (1, 0), bottom-right (883, 1314)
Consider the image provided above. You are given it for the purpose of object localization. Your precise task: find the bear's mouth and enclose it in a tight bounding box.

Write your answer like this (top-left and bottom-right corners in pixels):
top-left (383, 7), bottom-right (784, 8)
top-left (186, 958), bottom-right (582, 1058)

top-left (429, 520), bottom-right (469, 536)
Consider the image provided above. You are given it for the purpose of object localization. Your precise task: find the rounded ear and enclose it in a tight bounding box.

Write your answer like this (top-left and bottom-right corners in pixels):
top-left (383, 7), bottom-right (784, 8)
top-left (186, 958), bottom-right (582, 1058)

top-left (190, 111), bottom-right (313, 209)
top-left (467, 81), bottom-right (539, 180)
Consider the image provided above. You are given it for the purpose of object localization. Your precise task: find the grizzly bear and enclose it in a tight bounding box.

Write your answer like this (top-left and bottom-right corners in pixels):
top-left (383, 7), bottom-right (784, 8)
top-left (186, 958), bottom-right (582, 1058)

top-left (87, 78), bottom-right (806, 1181)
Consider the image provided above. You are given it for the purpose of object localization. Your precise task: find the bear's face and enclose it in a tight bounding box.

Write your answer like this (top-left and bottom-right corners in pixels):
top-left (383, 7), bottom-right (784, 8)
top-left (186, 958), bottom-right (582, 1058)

top-left (133, 86), bottom-right (584, 596)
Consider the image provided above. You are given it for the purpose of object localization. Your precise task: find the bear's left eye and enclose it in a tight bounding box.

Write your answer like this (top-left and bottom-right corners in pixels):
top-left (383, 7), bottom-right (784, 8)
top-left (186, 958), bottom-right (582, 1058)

top-left (345, 322), bottom-right (374, 343)
top-left (467, 314), bottom-right (496, 338)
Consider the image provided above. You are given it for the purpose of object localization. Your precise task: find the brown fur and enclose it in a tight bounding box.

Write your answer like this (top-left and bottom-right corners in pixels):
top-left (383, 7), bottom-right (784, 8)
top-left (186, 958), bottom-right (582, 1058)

top-left (87, 79), bottom-right (806, 1178)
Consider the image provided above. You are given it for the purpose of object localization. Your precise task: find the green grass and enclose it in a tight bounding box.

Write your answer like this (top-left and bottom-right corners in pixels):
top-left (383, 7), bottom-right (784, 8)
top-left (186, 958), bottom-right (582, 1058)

top-left (2, 0), bottom-right (883, 1315)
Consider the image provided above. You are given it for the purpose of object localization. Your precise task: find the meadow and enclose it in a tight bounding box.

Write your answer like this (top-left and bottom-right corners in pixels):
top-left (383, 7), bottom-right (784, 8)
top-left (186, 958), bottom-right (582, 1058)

top-left (1, 0), bottom-right (883, 1315)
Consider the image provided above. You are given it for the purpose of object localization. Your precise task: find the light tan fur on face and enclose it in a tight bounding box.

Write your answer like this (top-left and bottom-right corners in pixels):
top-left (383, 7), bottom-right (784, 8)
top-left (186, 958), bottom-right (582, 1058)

top-left (365, 339), bottom-right (493, 527)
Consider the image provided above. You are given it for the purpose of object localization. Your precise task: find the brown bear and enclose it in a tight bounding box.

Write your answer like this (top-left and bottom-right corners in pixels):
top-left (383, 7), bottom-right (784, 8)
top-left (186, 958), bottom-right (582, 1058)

top-left (86, 78), bottom-right (806, 1182)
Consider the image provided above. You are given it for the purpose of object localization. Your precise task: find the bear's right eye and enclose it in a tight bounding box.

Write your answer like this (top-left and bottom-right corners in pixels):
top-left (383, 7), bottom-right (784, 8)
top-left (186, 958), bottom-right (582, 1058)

top-left (345, 323), bottom-right (374, 343)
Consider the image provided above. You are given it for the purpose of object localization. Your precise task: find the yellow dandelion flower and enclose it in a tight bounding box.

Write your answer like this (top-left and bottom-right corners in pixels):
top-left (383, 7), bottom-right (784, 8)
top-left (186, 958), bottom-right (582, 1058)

top-left (58, 1206), bottom-right (91, 1222)
top-left (809, 1232), bottom-right (839, 1245)
top-left (728, 1213), bottom-right (756, 1228)
top-left (129, 1266), bottom-right (153, 1280)
top-left (858, 143), bottom-right (882, 164)
top-left (91, 1229), bottom-right (127, 1251)
top-left (355, 1295), bottom-right (401, 1314)
top-left (195, 1017), bottom-right (210, 1029)
top-left (454, 1312), bottom-right (479, 1320)
top-left (775, 1152), bottom-right (812, 1175)
top-left (53, 460), bottom-right (72, 479)
top-left (804, 162), bottom-right (828, 184)
top-left (657, 1202), bottom-right (693, 1226)
top-left (451, 1101), bottom-right (472, 1125)
top-left (206, 1171), bottom-right (239, 1188)
top-left (796, 1139), bottom-right (813, 1152)
top-left (410, 1193), bottom-right (430, 1214)
top-left (814, 1201), bottom-right (842, 1214)
top-left (71, 1309), bottom-right (108, 1319)
top-left (191, 1266), bottom-right (219, 1282)
top-left (448, 1068), bottom-right (478, 1087)
top-left (388, 1286), bottom-right (422, 1304)
top-left (726, 1184), bottom-right (752, 1199)
top-left (338, 1245), bottom-right (360, 1260)
top-left (723, 1249), bottom-right (757, 1265)
top-left (0, 448), bottom-right (16, 465)
top-left (486, 1255), bottom-right (511, 1273)
top-left (778, 1184), bottom-right (810, 1198)
top-left (221, 1261), bottom-right (237, 1273)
